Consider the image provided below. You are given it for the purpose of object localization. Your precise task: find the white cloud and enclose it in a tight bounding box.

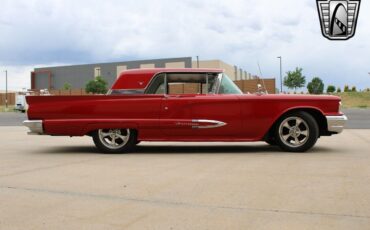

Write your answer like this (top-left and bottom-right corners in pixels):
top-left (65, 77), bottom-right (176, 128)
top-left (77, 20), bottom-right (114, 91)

top-left (0, 0), bottom-right (369, 90)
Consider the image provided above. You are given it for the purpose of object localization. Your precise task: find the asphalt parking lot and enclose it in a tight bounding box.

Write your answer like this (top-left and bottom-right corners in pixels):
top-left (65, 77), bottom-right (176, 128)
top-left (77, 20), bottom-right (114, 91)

top-left (0, 126), bottom-right (370, 229)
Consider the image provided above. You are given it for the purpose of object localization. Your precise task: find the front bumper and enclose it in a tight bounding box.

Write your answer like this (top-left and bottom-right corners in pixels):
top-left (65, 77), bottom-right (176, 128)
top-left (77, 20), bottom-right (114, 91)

top-left (326, 115), bottom-right (347, 134)
top-left (23, 120), bottom-right (44, 135)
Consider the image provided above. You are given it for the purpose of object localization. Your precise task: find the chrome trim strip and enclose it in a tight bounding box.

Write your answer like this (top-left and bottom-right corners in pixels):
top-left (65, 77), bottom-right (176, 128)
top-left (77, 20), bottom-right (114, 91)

top-left (191, 119), bottom-right (227, 129)
top-left (326, 115), bottom-right (347, 133)
top-left (23, 120), bottom-right (44, 135)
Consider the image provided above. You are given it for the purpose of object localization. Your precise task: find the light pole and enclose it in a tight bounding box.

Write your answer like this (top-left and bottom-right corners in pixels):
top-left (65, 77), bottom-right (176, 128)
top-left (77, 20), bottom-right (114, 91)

top-left (4, 70), bottom-right (8, 109)
top-left (196, 56), bottom-right (199, 68)
top-left (277, 56), bottom-right (282, 93)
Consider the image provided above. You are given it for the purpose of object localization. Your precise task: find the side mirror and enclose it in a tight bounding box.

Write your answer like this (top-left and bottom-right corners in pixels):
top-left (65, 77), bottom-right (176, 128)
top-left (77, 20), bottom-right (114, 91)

top-left (256, 84), bottom-right (266, 95)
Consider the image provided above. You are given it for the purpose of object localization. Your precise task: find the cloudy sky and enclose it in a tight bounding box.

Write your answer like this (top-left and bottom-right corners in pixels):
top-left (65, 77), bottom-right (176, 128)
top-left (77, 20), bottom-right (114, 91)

top-left (1, 0), bottom-right (369, 91)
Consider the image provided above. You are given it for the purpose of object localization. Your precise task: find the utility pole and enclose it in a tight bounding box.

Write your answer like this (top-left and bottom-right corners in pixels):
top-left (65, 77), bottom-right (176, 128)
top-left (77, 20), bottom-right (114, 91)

top-left (277, 56), bottom-right (283, 93)
top-left (5, 70), bottom-right (8, 109)
top-left (196, 56), bottom-right (199, 68)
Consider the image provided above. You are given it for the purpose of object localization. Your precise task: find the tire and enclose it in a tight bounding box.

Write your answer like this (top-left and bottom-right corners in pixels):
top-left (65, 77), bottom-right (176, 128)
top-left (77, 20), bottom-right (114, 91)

top-left (274, 111), bottom-right (319, 152)
top-left (92, 128), bottom-right (137, 153)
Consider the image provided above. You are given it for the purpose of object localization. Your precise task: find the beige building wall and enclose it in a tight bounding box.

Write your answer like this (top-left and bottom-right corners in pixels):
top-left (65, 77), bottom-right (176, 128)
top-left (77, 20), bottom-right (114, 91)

top-left (94, 67), bottom-right (101, 77)
top-left (116, 65), bottom-right (127, 78)
top-left (140, 63), bottom-right (155, 69)
top-left (192, 60), bottom-right (238, 81)
top-left (165, 62), bottom-right (185, 68)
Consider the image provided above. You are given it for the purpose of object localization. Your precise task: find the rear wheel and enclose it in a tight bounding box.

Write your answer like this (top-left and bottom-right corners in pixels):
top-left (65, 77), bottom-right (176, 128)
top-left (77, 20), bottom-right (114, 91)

top-left (92, 128), bottom-right (137, 153)
top-left (274, 111), bottom-right (319, 152)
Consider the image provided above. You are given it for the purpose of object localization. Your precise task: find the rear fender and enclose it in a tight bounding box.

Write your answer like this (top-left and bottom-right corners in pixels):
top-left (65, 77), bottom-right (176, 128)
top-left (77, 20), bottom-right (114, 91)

top-left (43, 119), bottom-right (138, 136)
top-left (83, 122), bottom-right (138, 135)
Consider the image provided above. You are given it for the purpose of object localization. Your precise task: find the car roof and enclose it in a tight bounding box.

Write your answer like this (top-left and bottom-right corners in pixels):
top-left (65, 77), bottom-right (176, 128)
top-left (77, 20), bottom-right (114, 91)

top-left (112, 68), bottom-right (224, 90)
top-left (121, 68), bottom-right (224, 74)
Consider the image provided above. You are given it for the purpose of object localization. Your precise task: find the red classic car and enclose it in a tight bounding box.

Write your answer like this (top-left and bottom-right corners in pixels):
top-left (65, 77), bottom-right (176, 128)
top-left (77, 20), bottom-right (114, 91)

top-left (24, 68), bottom-right (347, 153)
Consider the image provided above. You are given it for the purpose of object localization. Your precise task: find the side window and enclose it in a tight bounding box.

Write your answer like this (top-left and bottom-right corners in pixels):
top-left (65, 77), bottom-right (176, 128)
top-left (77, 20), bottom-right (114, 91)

top-left (167, 73), bottom-right (218, 95)
top-left (219, 74), bottom-right (243, 94)
top-left (145, 74), bottom-right (165, 94)
top-left (145, 73), bottom-right (221, 95)
top-left (168, 82), bottom-right (201, 95)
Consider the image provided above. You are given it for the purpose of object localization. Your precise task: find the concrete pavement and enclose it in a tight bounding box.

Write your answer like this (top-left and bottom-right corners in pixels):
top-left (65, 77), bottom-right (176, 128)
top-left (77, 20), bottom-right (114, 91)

top-left (0, 112), bottom-right (26, 126)
top-left (0, 127), bottom-right (370, 229)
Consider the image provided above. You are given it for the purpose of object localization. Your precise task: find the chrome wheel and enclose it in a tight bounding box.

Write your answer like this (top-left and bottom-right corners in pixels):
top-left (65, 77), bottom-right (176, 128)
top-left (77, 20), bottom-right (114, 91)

top-left (278, 116), bottom-right (310, 148)
top-left (98, 129), bottom-right (130, 150)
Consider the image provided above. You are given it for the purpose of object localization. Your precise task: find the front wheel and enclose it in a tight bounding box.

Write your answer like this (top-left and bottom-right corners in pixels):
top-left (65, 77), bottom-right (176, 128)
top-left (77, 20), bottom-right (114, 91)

top-left (92, 128), bottom-right (137, 153)
top-left (274, 111), bottom-right (319, 152)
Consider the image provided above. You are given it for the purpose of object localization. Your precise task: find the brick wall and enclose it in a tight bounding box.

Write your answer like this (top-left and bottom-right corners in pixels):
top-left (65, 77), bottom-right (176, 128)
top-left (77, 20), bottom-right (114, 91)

top-left (235, 79), bottom-right (276, 94)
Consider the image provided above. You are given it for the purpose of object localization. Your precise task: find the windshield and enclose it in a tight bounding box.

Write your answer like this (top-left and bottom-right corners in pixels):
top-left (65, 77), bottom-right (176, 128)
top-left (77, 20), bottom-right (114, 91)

top-left (218, 74), bottom-right (243, 94)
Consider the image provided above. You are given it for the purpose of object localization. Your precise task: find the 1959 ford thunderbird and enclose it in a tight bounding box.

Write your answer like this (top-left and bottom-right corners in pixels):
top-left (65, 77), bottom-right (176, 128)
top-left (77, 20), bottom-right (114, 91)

top-left (24, 68), bottom-right (347, 153)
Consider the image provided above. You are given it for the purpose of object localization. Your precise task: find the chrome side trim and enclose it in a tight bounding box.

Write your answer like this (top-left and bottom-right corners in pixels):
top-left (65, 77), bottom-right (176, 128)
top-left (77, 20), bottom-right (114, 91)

top-left (23, 120), bottom-right (44, 135)
top-left (326, 115), bottom-right (347, 134)
top-left (191, 119), bottom-right (227, 129)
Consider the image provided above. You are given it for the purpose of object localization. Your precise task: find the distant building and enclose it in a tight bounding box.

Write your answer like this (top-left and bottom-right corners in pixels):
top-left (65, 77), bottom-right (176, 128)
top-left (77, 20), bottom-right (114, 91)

top-left (192, 60), bottom-right (254, 81)
top-left (31, 57), bottom-right (256, 90)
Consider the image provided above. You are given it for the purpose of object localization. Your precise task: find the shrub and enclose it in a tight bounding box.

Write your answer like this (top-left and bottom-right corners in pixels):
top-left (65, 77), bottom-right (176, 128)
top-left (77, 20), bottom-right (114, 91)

top-left (344, 85), bottom-right (350, 92)
top-left (351, 86), bottom-right (357, 92)
top-left (307, 77), bottom-right (324, 94)
top-left (85, 76), bottom-right (108, 94)
top-left (63, 83), bottom-right (72, 90)
top-left (336, 87), bottom-right (341, 93)
top-left (326, 85), bottom-right (336, 93)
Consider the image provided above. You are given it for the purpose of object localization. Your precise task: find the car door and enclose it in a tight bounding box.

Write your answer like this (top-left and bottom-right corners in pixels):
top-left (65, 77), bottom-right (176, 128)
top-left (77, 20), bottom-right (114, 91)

top-left (159, 72), bottom-right (242, 139)
top-left (160, 94), bottom-right (242, 138)
top-left (187, 94), bottom-right (242, 138)
top-left (160, 94), bottom-right (196, 137)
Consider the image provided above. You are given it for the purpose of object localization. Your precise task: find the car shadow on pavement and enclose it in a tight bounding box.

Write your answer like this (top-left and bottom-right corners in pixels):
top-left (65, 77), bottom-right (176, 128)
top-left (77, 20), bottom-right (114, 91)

top-left (34, 146), bottom-right (101, 154)
top-left (135, 145), bottom-right (280, 154)
top-left (34, 144), bottom-right (335, 155)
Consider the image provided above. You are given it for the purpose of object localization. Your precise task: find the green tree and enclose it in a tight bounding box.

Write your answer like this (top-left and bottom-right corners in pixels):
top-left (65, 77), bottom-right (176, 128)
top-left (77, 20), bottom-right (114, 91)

top-left (284, 67), bottom-right (306, 92)
top-left (85, 76), bottom-right (108, 94)
top-left (326, 85), bottom-right (336, 94)
top-left (344, 85), bottom-right (350, 92)
top-left (307, 77), bottom-right (324, 94)
top-left (63, 82), bottom-right (72, 90)
top-left (351, 86), bottom-right (357, 92)
top-left (336, 87), bottom-right (342, 93)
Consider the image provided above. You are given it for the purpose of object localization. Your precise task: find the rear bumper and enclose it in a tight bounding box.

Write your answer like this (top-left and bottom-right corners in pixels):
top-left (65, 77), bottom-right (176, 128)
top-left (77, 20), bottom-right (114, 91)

top-left (326, 115), bottom-right (347, 134)
top-left (23, 120), bottom-right (44, 135)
